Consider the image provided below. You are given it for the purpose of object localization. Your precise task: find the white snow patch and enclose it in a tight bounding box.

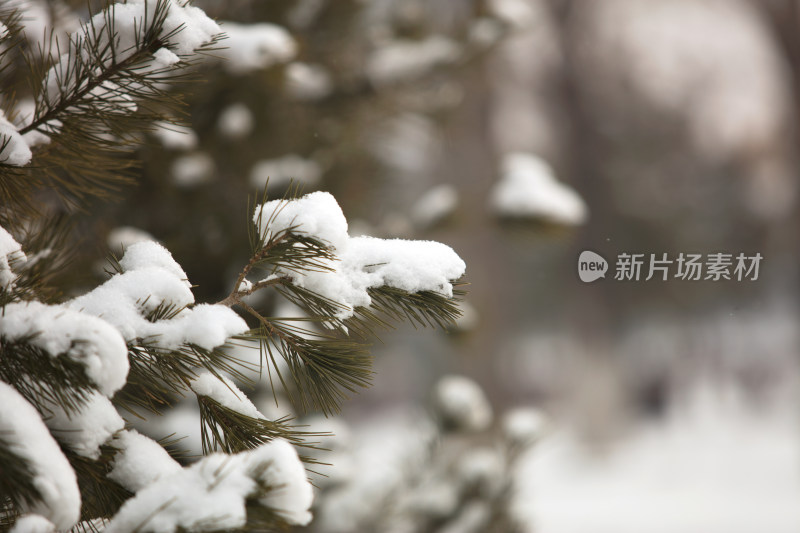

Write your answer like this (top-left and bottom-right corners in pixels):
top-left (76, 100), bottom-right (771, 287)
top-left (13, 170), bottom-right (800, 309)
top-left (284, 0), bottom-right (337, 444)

top-left (69, 241), bottom-right (247, 351)
top-left (0, 110), bottom-right (32, 166)
top-left (104, 439), bottom-right (312, 532)
top-left (366, 36), bottom-right (460, 86)
top-left (107, 227), bottom-right (157, 255)
top-left (108, 429), bottom-right (182, 493)
top-left (43, 0), bottom-right (220, 105)
top-left (249, 154), bottom-right (322, 190)
top-left (502, 407), bottom-right (546, 446)
top-left (216, 22), bottom-right (296, 74)
top-left (151, 121), bottom-right (198, 150)
top-left (170, 152), bottom-right (215, 187)
top-left (9, 515), bottom-right (55, 533)
top-left (411, 184), bottom-right (458, 230)
top-left (285, 62), bottom-right (333, 101)
top-left (217, 103), bottom-right (254, 139)
top-left (433, 375), bottom-right (493, 431)
top-left (191, 372), bottom-right (264, 420)
top-left (0, 383), bottom-right (81, 530)
top-left (491, 152), bottom-right (588, 225)
top-left (44, 391), bottom-right (124, 459)
top-left (0, 225), bottom-right (26, 289)
top-left (0, 301), bottom-right (129, 396)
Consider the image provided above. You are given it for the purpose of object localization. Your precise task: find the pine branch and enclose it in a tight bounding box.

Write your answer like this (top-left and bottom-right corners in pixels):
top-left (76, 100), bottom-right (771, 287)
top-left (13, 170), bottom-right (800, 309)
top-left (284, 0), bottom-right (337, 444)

top-left (0, 336), bottom-right (99, 417)
top-left (1, 214), bottom-right (75, 305)
top-left (0, 0), bottom-right (223, 213)
top-left (114, 341), bottom-right (259, 418)
top-left (242, 307), bottom-right (373, 416)
top-left (64, 444), bottom-right (132, 522)
top-left (356, 281), bottom-right (467, 330)
top-left (197, 396), bottom-right (323, 455)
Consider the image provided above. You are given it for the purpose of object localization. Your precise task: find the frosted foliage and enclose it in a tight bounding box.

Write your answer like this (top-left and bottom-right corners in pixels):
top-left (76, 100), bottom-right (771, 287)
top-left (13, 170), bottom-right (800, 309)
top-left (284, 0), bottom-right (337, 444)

top-left (118, 241), bottom-right (188, 284)
top-left (104, 439), bottom-right (312, 532)
top-left (433, 376), bottom-right (493, 431)
top-left (217, 103), bottom-right (254, 139)
top-left (457, 448), bottom-right (504, 490)
top-left (256, 191), bottom-right (349, 250)
top-left (0, 383), bottom-right (80, 530)
top-left (9, 515), bottom-right (55, 533)
top-left (69, 241), bottom-right (247, 350)
top-left (44, 392), bottom-right (124, 459)
top-left (0, 224), bottom-right (26, 289)
top-left (152, 47), bottom-right (180, 68)
top-left (151, 121), bottom-right (198, 150)
top-left (13, 99), bottom-right (53, 149)
top-left (253, 192), bottom-right (465, 320)
top-left (368, 113), bottom-right (441, 175)
top-left (44, 0), bottom-right (220, 104)
top-left (502, 407), bottom-right (546, 446)
top-left (191, 372), bottom-right (264, 419)
top-left (249, 154), bottom-right (321, 189)
top-left (249, 439), bottom-right (314, 525)
top-left (14, 100), bottom-right (62, 151)
top-left (316, 412), bottom-right (436, 532)
top-left (107, 226), bottom-right (157, 254)
top-left (491, 152), bottom-right (588, 225)
top-left (89, 0), bottom-right (219, 59)
top-left (0, 110), bottom-right (32, 166)
top-left (285, 62), bottom-right (333, 101)
top-left (488, 0), bottom-right (539, 28)
top-left (366, 36), bottom-right (460, 86)
top-left (411, 184), bottom-right (458, 229)
top-left (216, 22), bottom-right (297, 74)
top-left (170, 152), bottom-right (215, 187)
top-left (108, 430), bottom-right (182, 493)
top-left (0, 301), bottom-right (129, 396)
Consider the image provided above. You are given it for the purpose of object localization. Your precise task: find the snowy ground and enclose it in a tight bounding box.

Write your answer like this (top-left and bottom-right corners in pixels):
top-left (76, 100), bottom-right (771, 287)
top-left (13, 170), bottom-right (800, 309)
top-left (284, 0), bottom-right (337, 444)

top-left (513, 382), bottom-right (800, 533)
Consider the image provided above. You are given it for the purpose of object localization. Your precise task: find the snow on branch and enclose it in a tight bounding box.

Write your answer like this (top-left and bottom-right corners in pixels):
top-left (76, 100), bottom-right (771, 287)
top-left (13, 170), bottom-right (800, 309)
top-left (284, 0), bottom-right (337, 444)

top-left (0, 300), bottom-right (129, 397)
top-left (0, 382), bottom-right (81, 530)
top-left (0, 224), bottom-right (27, 290)
top-left (252, 191), bottom-right (466, 322)
top-left (491, 152), bottom-right (588, 225)
top-left (104, 439), bottom-right (313, 532)
top-left (69, 241), bottom-right (247, 351)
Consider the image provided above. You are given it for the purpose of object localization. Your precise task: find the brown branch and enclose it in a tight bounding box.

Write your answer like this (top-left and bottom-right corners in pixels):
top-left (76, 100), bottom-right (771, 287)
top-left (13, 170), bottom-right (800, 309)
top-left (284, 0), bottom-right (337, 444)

top-left (215, 232), bottom-right (293, 307)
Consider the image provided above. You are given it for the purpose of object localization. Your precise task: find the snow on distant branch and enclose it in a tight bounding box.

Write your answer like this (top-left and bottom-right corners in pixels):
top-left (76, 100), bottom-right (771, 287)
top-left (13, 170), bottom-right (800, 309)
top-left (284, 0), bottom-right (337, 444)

top-left (215, 22), bottom-right (296, 74)
top-left (491, 152), bottom-right (588, 225)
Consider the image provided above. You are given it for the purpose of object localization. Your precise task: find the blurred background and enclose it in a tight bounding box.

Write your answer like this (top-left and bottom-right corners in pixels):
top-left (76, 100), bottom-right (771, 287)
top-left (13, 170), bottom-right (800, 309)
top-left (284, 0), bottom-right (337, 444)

top-left (40, 0), bottom-right (800, 530)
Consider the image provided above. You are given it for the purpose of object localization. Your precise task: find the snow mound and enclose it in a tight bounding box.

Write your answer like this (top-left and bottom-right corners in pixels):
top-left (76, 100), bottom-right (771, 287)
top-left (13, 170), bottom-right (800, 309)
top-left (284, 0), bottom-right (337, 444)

top-left (491, 152), bottom-right (588, 225)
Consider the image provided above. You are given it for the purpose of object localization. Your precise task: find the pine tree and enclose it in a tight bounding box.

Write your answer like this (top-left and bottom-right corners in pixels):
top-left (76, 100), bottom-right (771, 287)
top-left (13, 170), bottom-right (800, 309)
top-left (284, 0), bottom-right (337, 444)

top-left (0, 1), bottom-right (466, 531)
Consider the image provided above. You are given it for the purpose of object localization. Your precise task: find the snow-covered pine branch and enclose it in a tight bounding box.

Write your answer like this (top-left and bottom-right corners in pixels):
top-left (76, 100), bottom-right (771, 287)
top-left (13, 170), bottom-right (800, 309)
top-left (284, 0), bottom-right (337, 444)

top-left (218, 190), bottom-right (466, 414)
top-left (0, 2), bottom-right (472, 531)
top-left (0, 0), bottom-right (222, 221)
